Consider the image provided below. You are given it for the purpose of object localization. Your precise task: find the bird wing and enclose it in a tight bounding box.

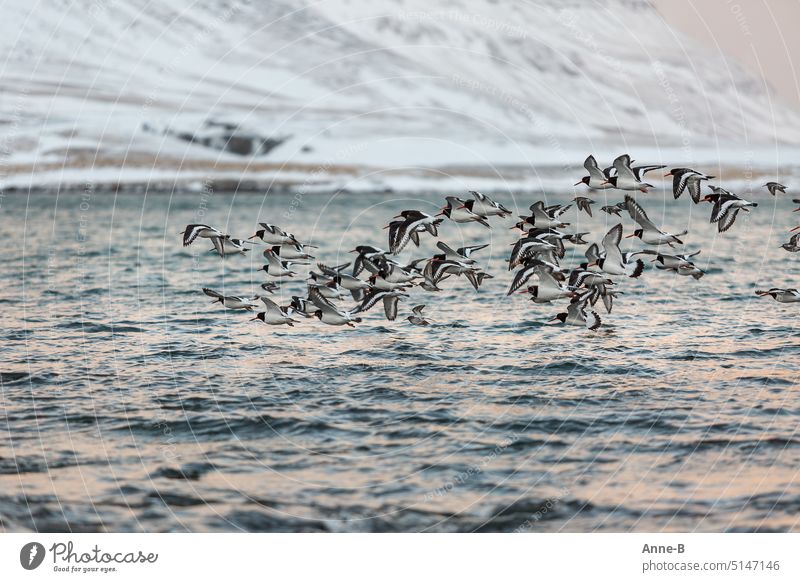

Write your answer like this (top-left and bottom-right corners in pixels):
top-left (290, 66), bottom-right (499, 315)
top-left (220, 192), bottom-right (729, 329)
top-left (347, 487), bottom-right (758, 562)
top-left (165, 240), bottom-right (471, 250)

top-left (625, 195), bottom-right (658, 231)
top-left (383, 295), bottom-right (399, 321)
top-left (673, 170), bottom-right (695, 198)
top-left (458, 243), bottom-right (489, 257)
top-left (308, 287), bottom-right (338, 311)
top-left (436, 241), bottom-right (458, 258)
top-left (318, 262), bottom-right (351, 277)
top-left (209, 235), bottom-right (226, 256)
top-left (354, 290), bottom-right (385, 314)
top-left (602, 224), bottom-right (624, 265)
top-left (584, 243), bottom-right (603, 263)
top-left (529, 201), bottom-right (549, 219)
top-left (613, 154), bottom-right (636, 181)
top-left (686, 175), bottom-right (704, 203)
top-left (717, 207), bottom-right (740, 233)
top-left (182, 224), bottom-right (212, 246)
top-left (202, 287), bottom-right (223, 299)
top-left (632, 164), bottom-right (666, 181)
top-left (412, 304), bottom-right (426, 316)
top-left (260, 296), bottom-right (284, 316)
top-left (507, 265), bottom-right (535, 295)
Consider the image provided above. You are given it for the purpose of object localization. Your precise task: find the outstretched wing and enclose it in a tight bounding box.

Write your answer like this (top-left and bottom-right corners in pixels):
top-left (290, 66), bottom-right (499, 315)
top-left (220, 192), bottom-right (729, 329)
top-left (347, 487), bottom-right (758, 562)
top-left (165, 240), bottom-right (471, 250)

top-left (602, 224), bottom-right (624, 266)
top-left (202, 287), bottom-right (223, 299)
top-left (260, 296), bottom-right (284, 316)
top-left (458, 243), bottom-right (489, 257)
top-left (686, 176), bottom-right (703, 203)
top-left (717, 207), bottom-right (740, 233)
top-left (625, 195), bottom-right (657, 231)
top-left (632, 164), bottom-right (666, 181)
top-left (182, 224), bottom-right (213, 246)
top-left (383, 295), bottom-right (399, 321)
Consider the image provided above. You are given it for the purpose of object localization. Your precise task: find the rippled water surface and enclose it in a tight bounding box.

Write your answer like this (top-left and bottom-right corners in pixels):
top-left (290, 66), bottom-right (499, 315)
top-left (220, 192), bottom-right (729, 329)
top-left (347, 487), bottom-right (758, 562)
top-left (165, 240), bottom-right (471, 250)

top-left (1, 189), bottom-right (799, 532)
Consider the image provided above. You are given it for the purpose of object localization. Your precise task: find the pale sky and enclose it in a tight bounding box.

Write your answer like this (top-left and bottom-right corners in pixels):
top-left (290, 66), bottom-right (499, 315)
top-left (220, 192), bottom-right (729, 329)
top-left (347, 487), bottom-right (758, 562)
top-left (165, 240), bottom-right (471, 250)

top-left (654, 0), bottom-right (800, 111)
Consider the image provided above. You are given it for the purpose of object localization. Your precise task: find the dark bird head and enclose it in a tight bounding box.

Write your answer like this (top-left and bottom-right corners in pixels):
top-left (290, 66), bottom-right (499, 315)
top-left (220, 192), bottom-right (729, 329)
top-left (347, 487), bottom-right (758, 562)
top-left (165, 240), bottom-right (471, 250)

top-left (251, 312), bottom-right (266, 322)
top-left (248, 229), bottom-right (265, 240)
top-left (574, 176), bottom-right (590, 186)
top-left (702, 194), bottom-right (720, 203)
top-left (603, 176), bottom-right (618, 187)
top-left (625, 229), bottom-right (643, 240)
top-left (313, 310), bottom-right (323, 320)
top-left (546, 313), bottom-right (568, 325)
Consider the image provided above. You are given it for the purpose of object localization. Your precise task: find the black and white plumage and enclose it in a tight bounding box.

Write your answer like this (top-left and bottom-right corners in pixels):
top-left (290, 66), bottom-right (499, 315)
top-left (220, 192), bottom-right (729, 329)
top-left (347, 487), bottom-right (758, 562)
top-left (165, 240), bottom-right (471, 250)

top-left (574, 155), bottom-right (614, 190)
top-left (248, 223), bottom-right (300, 245)
top-left (508, 236), bottom-right (556, 270)
top-left (317, 262), bottom-right (351, 277)
top-left (593, 224), bottom-right (645, 278)
top-left (210, 235), bottom-right (251, 257)
top-left (506, 260), bottom-right (562, 296)
top-left (308, 280), bottom-right (348, 300)
top-left (781, 233), bottom-right (800, 252)
top-left (290, 296), bottom-right (319, 318)
top-left (308, 288), bottom-right (363, 326)
top-left (516, 201), bottom-right (571, 230)
top-left (573, 196), bottom-right (595, 217)
top-left (252, 297), bottom-right (297, 326)
top-left (260, 282), bottom-right (280, 294)
top-left (547, 296), bottom-right (602, 330)
top-left (407, 304), bottom-right (432, 326)
top-left (350, 245), bottom-right (388, 277)
top-left (182, 224), bottom-right (223, 247)
top-left (664, 168), bottom-right (714, 203)
top-left (261, 249), bottom-right (301, 277)
top-left (316, 263), bottom-right (372, 300)
top-left (272, 243), bottom-right (315, 261)
top-left (387, 210), bottom-right (443, 254)
top-left (755, 288), bottom-right (800, 303)
top-left (600, 202), bottom-right (626, 216)
top-left (764, 182), bottom-right (787, 196)
top-left (603, 154), bottom-right (664, 192)
top-left (438, 196), bottom-right (490, 227)
top-left (202, 287), bottom-right (259, 311)
top-left (568, 268), bottom-right (614, 290)
top-left (625, 195), bottom-right (686, 246)
top-left (518, 270), bottom-right (576, 303)
top-left (434, 241), bottom-right (489, 265)
top-left (469, 191), bottom-right (511, 217)
top-left (353, 289), bottom-right (408, 321)
top-left (702, 188), bottom-right (757, 233)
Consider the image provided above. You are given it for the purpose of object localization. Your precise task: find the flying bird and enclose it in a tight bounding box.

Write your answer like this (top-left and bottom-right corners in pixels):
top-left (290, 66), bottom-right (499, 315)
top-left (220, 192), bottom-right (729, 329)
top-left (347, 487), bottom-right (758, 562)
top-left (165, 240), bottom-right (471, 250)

top-left (764, 182), bottom-right (787, 196)
top-left (624, 195), bottom-right (687, 246)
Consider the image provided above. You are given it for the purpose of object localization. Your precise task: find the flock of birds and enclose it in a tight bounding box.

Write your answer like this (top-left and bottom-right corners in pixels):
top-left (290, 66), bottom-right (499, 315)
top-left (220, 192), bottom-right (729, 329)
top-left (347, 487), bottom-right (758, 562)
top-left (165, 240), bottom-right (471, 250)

top-left (181, 154), bottom-right (800, 331)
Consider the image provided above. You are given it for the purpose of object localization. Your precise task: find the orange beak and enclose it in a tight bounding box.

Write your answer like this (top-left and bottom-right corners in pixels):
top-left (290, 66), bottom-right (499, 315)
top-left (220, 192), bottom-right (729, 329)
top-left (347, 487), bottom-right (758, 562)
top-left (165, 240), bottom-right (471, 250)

top-left (625, 233), bottom-right (636, 238)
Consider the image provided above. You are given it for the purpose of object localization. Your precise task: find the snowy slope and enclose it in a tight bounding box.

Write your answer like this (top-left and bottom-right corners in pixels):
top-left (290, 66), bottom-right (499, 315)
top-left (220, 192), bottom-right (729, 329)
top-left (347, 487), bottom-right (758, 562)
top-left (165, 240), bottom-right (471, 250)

top-left (1, 0), bottom-right (799, 190)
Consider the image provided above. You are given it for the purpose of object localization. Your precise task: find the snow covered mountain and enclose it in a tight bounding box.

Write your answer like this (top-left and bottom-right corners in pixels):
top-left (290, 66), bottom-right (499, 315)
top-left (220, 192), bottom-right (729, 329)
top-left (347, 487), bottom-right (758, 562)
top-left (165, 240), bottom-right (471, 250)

top-left (1, 0), bottom-right (799, 191)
